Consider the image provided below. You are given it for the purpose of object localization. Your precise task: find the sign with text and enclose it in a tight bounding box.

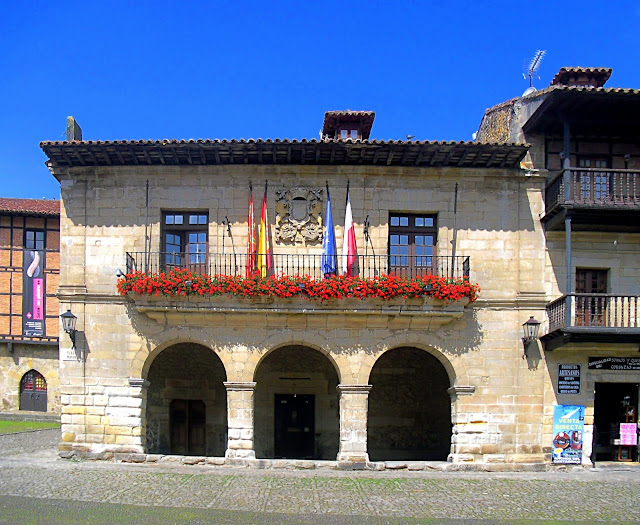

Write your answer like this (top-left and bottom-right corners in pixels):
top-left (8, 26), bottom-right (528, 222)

top-left (588, 357), bottom-right (640, 370)
top-left (22, 250), bottom-right (45, 336)
top-left (557, 364), bottom-right (581, 394)
top-left (552, 405), bottom-right (585, 465)
top-left (620, 423), bottom-right (638, 446)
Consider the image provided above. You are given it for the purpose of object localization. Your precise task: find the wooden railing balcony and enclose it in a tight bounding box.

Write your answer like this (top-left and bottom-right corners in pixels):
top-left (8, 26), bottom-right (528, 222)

top-left (545, 168), bottom-right (640, 214)
top-left (125, 252), bottom-right (471, 280)
top-left (543, 293), bottom-right (640, 351)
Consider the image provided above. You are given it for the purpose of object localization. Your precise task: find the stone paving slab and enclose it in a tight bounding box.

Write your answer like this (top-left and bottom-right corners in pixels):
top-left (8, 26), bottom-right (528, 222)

top-left (1, 430), bottom-right (640, 522)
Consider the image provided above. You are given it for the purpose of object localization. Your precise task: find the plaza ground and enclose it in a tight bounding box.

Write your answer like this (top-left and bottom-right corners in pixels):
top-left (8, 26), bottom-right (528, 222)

top-left (0, 429), bottom-right (639, 524)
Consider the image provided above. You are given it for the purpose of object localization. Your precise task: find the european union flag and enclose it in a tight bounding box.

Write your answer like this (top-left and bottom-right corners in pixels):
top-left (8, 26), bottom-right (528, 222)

top-left (322, 183), bottom-right (337, 277)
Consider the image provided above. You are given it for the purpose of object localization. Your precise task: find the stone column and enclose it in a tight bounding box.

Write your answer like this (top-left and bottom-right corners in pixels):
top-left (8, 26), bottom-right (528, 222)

top-left (447, 385), bottom-right (476, 463)
top-left (336, 384), bottom-right (371, 467)
top-left (224, 382), bottom-right (256, 459)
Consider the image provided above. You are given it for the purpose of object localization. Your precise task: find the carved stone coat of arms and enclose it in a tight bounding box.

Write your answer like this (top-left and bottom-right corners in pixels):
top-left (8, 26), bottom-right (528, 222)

top-left (274, 187), bottom-right (323, 245)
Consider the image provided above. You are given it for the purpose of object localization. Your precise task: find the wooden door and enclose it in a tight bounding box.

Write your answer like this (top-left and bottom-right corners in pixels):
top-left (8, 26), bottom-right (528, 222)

top-left (575, 269), bottom-right (607, 326)
top-left (274, 394), bottom-right (315, 459)
top-left (170, 399), bottom-right (206, 456)
top-left (20, 370), bottom-right (47, 412)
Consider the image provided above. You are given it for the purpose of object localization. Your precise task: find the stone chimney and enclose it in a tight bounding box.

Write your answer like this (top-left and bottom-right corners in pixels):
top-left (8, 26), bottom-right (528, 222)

top-left (66, 116), bottom-right (82, 141)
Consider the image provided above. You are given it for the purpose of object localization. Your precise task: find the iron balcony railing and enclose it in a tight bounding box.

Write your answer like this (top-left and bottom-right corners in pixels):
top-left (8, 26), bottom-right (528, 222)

top-left (547, 293), bottom-right (640, 333)
top-left (125, 252), bottom-right (471, 280)
top-left (545, 168), bottom-right (640, 212)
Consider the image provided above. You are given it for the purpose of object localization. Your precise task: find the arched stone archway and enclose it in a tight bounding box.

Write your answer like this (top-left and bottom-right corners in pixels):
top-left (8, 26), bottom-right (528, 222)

top-left (253, 345), bottom-right (340, 460)
top-left (367, 347), bottom-right (452, 461)
top-left (145, 342), bottom-right (227, 456)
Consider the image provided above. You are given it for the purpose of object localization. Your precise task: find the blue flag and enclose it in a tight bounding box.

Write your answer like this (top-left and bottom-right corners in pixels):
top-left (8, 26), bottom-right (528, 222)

top-left (322, 183), bottom-right (337, 277)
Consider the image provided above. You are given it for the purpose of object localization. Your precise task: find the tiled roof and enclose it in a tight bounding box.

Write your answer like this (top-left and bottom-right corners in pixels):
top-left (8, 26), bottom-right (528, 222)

top-left (41, 138), bottom-right (528, 169)
top-left (0, 198), bottom-right (60, 216)
top-left (551, 67), bottom-right (612, 87)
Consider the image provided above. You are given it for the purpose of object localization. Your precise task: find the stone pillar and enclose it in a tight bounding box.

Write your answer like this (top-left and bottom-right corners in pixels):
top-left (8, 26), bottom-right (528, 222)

top-left (224, 382), bottom-right (256, 459)
top-left (336, 384), bottom-right (371, 467)
top-left (447, 385), bottom-right (476, 463)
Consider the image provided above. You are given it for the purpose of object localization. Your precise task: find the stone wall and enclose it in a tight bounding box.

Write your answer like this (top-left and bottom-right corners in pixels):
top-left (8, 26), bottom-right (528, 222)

top-left (0, 343), bottom-right (59, 412)
top-left (52, 162), bottom-right (551, 464)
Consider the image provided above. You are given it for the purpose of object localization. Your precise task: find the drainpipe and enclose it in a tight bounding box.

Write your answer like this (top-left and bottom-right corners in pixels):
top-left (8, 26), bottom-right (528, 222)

top-left (562, 118), bottom-right (573, 327)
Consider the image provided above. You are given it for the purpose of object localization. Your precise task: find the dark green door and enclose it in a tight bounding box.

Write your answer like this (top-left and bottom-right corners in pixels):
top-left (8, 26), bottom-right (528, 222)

top-left (274, 394), bottom-right (314, 459)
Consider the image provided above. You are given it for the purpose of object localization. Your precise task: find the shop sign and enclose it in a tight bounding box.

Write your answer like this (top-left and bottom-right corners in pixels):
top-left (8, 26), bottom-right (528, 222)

top-left (620, 423), bottom-right (638, 446)
top-left (557, 364), bottom-right (581, 394)
top-left (588, 357), bottom-right (640, 370)
top-left (552, 405), bottom-right (585, 464)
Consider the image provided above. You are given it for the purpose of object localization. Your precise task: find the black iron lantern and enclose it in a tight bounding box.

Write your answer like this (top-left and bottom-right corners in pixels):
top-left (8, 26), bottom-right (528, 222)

top-left (522, 316), bottom-right (541, 356)
top-left (60, 309), bottom-right (77, 349)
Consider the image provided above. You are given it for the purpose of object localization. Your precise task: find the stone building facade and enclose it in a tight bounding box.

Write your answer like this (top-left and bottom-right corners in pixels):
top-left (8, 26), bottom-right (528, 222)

top-left (479, 66), bottom-right (640, 464)
top-left (40, 67), bottom-right (639, 467)
top-left (0, 198), bottom-right (60, 414)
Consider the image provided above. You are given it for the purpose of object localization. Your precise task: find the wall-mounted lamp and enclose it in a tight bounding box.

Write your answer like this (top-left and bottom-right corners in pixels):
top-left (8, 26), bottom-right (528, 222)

top-left (522, 316), bottom-right (541, 357)
top-left (115, 269), bottom-right (125, 278)
top-left (60, 309), bottom-right (77, 350)
top-left (424, 283), bottom-right (433, 294)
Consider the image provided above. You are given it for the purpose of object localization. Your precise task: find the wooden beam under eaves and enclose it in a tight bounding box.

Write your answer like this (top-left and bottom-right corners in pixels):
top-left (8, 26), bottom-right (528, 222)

top-left (485, 149), bottom-right (499, 167)
top-left (443, 148), bottom-right (456, 165)
top-left (114, 148), bottom-right (125, 164)
top-left (386, 147), bottom-right (394, 165)
top-left (457, 150), bottom-right (469, 166)
top-left (429, 148), bottom-right (441, 166)
top-left (129, 148), bottom-right (139, 165)
top-left (330, 144), bottom-right (336, 164)
top-left (228, 148), bottom-right (234, 164)
top-left (157, 148), bottom-right (166, 165)
top-left (142, 149), bottom-right (152, 165)
top-left (199, 147), bottom-right (206, 164)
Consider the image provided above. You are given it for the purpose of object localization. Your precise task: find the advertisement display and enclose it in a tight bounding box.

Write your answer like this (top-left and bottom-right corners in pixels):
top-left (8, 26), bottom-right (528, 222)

top-left (619, 423), bottom-right (638, 446)
top-left (22, 249), bottom-right (45, 336)
top-left (552, 405), bottom-right (585, 464)
top-left (557, 364), bottom-right (581, 394)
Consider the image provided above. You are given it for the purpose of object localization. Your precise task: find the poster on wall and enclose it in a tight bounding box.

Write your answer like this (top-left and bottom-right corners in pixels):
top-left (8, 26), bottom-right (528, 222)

top-left (22, 250), bottom-right (45, 337)
top-left (588, 357), bottom-right (640, 370)
top-left (557, 364), bottom-right (581, 394)
top-left (552, 405), bottom-right (585, 464)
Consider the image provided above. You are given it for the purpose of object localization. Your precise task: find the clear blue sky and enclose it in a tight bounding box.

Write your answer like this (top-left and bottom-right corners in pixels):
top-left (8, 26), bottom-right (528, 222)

top-left (1, 1), bottom-right (639, 199)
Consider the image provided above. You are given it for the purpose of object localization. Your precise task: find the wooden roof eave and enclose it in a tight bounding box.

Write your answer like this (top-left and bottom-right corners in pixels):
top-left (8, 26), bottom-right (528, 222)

top-left (41, 141), bottom-right (528, 169)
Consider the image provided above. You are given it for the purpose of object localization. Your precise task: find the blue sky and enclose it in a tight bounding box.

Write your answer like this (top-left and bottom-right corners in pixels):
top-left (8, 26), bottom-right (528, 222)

top-left (1, 1), bottom-right (639, 199)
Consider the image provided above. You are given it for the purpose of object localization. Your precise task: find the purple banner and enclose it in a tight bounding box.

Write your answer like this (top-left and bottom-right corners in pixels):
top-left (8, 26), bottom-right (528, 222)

top-left (23, 250), bottom-right (45, 336)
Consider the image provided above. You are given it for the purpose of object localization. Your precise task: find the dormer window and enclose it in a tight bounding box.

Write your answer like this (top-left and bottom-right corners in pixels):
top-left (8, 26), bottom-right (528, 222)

top-left (339, 129), bottom-right (360, 140)
top-left (323, 111), bottom-right (375, 140)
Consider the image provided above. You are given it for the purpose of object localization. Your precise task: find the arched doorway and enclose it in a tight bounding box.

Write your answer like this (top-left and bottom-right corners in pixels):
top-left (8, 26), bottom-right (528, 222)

top-left (254, 346), bottom-right (339, 460)
top-left (368, 347), bottom-right (452, 461)
top-left (146, 343), bottom-right (227, 456)
top-left (20, 370), bottom-right (47, 412)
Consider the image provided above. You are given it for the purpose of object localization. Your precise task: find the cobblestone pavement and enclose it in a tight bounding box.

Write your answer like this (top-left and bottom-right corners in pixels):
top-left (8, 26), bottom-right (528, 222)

top-left (1, 430), bottom-right (640, 523)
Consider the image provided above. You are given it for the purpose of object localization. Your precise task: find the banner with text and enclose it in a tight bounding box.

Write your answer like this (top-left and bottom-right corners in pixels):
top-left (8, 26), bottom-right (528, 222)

top-left (552, 405), bottom-right (585, 464)
top-left (22, 250), bottom-right (45, 337)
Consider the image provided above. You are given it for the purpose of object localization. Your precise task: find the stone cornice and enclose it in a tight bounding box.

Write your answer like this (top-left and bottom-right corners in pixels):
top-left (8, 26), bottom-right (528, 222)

top-left (224, 382), bottom-right (257, 391)
top-left (337, 384), bottom-right (372, 394)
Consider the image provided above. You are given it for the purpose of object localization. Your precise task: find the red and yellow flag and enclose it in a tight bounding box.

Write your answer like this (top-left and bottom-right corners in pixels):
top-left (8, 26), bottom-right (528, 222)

top-left (257, 182), bottom-right (271, 277)
top-left (247, 183), bottom-right (256, 276)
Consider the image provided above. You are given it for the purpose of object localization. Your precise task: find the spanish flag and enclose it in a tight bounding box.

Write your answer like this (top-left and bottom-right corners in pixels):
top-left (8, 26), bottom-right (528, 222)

top-left (257, 181), bottom-right (271, 277)
top-left (247, 183), bottom-right (256, 277)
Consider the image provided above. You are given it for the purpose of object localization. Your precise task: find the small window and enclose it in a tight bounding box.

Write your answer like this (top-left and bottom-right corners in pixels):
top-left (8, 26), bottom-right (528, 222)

top-left (25, 230), bottom-right (45, 250)
top-left (340, 129), bottom-right (348, 139)
top-left (351, 129), bottom-right (359, 139)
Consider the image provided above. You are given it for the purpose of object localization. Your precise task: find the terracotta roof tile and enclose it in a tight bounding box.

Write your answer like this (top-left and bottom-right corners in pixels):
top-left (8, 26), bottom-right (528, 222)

top-left (551, 67), bottom-right (612, 87)
top-left (0, 198), bottom-right (60, 216)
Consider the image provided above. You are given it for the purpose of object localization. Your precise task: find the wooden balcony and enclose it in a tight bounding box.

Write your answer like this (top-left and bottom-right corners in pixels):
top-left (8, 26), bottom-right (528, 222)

top-left (542, 293), bottom-right (640, 351)
top-left (125, 252), bottom-right (471, 280)
top-left (543, 168), bottom-right (640, 232)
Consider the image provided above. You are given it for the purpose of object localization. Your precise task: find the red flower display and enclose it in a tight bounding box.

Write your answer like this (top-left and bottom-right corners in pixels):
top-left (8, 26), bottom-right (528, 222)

top-left (117, 269), bottom-right (479, 303)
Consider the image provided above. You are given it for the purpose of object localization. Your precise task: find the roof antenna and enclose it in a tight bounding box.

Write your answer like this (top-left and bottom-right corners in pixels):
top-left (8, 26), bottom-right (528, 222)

top-left (522, 50), bottom-right (546, 95)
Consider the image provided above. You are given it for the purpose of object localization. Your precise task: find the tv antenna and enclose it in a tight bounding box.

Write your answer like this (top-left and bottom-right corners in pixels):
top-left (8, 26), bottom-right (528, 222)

top-left (524, 50), bottom-right (546, 87)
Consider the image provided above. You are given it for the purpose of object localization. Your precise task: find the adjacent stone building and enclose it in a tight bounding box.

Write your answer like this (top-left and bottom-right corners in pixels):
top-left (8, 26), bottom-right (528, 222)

top-left (0, 198), bottom-right (60, 414)
top-left (39, 67), bottom-right (639, 467)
